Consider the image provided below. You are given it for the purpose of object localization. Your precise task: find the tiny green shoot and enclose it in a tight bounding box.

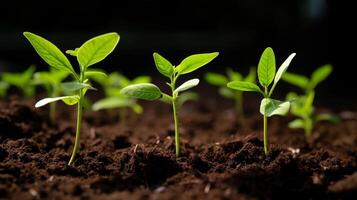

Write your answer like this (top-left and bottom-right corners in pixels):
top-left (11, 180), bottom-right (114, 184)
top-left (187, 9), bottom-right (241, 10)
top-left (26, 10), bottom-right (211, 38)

top-left (91, 71), bottom-right (151, 122)
top-left (24, 32), bottom-right (119, 165)
top-left (1, 65), bottom-right (36, 97)
top-left (205, 67), bottom-right (256, 118)
top-left (121, 52), bottom-right (219, 157)
top-left (32, 69), bottom-right (69, 123)
top-left (227, 47), bottom-right (296, 155)
top-left (282, 64), bottom-right (339, 136)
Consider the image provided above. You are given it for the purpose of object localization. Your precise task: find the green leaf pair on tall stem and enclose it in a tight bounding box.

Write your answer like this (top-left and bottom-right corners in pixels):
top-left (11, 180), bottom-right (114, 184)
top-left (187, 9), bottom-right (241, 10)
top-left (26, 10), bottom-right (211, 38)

top-left (121, 52), bottom-right (219, 157)
top-left (24, 32), bottom-right (120, 165)
top-left (227, 47), bottom-right (296, 155)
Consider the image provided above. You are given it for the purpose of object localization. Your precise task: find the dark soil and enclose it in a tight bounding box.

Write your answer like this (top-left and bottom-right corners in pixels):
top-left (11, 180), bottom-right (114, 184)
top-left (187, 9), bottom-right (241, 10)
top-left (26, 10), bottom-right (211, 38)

top-left (1, 92), bottom-right (357, 200)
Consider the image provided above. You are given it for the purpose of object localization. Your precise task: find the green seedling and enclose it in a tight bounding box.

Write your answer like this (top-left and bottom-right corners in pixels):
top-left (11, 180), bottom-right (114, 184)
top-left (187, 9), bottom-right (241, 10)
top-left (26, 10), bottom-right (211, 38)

top-left (32, 69), bottom-right (69, 123)
top-left (227, 47), bottom-right (296, 155)
top-left (91, 71), bottom-right (151, 121)
top-left (282, 64), bottom-right (338, 136)
top-left (205, 67), bottom-right (256, 118)
top-left (121, 52), bottom-right (219, 157)
top-left (1, 65), bottom-right (36, 97)
top-left (24, 32), bottom-right (119, 165)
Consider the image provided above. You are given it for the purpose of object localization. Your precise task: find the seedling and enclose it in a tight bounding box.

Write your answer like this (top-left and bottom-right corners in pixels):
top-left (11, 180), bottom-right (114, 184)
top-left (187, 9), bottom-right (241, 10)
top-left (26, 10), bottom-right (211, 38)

top-left (205, 67), bottom-right (256, 118)
top-left (227, 47), bottom-right (296, 155)
top-left (32, 69), bottom-right (69, 123)
top-left (91, 71), bottom-right (151, 121)
top-left (24, 32), bottom-right (119, 165)
top-left (121, 52), bottom-right (219, 157)
top-left (1, 65), bottom-right (36, 97)
top-left (282, 64), bottom-right (338, 136)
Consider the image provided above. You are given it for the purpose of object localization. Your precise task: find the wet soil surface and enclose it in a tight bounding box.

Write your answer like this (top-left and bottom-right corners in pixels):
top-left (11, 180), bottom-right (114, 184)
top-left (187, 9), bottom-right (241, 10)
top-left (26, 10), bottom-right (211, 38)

top-left (1, 94), bottom-right (357, 200)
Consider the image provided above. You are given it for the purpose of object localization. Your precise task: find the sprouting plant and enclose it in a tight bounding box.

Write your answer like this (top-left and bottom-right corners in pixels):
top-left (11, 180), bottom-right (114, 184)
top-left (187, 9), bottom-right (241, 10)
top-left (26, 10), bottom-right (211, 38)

top-left (1, 65), bottom-right (36, 97)
top-left (91, 71), bottom-right (151, 121)
top-left (121, 52), bottom-right (219, 157)
top-left (32, 69), bottom-right (69, 123)
top-left (282, 64), bottom-right (338, 136)
top-left (24, 32), bottom-right (119, 165)
top-left (205, 67), bottom-right (256, 118)
top-left (227, 47), bottom-right (296, 155)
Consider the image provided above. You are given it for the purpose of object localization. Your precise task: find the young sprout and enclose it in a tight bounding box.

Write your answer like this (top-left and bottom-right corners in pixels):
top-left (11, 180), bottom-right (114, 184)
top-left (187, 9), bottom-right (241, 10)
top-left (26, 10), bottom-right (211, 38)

top-left (91, 72), bottom-right (151, 122)
top-left (121, 52), bottom-right (219, 157)
top-left (32, 69), bottom-right (69, 123)
top-left (1, 65), bottom-right (36, 97)
top-left (227, 47), bottom-right (296, 155)
top-left (205, 67), bottom-right (256, 118)
top-left (24, 32), bottom-right (119, 165)
top-left (282, 64), bottom-right (339, 136)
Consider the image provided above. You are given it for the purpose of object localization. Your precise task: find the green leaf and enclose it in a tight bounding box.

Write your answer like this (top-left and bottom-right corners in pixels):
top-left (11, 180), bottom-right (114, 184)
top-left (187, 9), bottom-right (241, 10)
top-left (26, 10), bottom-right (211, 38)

top-left (219, 87), bottom-right (235, 99)
top-left (77, 32), bottom-right (120, 69)
top-left (274, 53), bottom-right (296, 86)
top-left (310, 64), bottom-right (332, 88)
top-left (204, 72), bottom-right (228, 86)
top-left (177, 91), bottom-right (199, 107)
top-left (153, 53), bottom-right (174, 78)
top-left (227, 69), bottom-right (242, 81)
top-left (121, 83), bottom-right (162, 101)
top-left (175, 52), bottom-right (219, 74)
top-left (61, 82), bottom-right (96, 93)
top-left (92, 97), bottom-right (133, 111)
top-left (260, 98), bottom-right (290, 117)
top-left (35, 95), bottom-right (79, 107)
top-left (132, 76), bottom-right (152, 84)
top-left (288, 119), bottom-right (305, 129)
top-left (23, 32), bottom-right (76, 77)
top-left (303, 91), bottom-right (315, 114)
top-left (84, 70), bottom-right (107, 79)
top-left (257, 47), bottom-right (276, 87)
top-left (244, 67), bottom-right (256, 83)
top-left (66, 48), bottom-right (79, 57)
top-left (282, 72), bottom-right (309, 89)
top-left (174, 79), bottom-right (199, 94)
top-left (0, 82), bottom-right (9, 97)
top-left (316, 113), bottom-right (340, 123)
top-left (131, 103), bottom-right (143, 114)
top-left (227, 81), bottom-right (262, 93)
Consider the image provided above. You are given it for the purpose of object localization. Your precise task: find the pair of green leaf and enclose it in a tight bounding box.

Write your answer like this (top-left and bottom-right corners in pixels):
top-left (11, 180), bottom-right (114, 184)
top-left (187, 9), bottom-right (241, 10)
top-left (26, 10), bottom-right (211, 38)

top-left (154, 52), bottom-right (219, 77)
top-left (227, 47), bottom-right (296, 117)
top-left (121, 52), bottom-right (218, 101)
top-left (2, 65), bottom-right (36, 97)
top-left (282, 64), bottom-right (332, 91)
top-left (23, 32), bottom-right (119, 80)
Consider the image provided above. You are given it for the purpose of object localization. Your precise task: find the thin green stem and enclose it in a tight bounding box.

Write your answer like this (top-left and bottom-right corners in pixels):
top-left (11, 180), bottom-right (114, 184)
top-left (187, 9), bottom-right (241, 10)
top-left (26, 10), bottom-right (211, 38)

top-left (263, 86), bottom-right (269, 156)
top-left (172, 97), bottom-right (180, 157)
top-left (49, 102), bottom-right (56, 124)
top-left (68, 71), bottom-right (84, 166)
top-left (263, 113), bottom-right (268, 155)
top-left (235, 92), bottom-right (244, 118)
top-left (170, 74), bottom-right (180, 157)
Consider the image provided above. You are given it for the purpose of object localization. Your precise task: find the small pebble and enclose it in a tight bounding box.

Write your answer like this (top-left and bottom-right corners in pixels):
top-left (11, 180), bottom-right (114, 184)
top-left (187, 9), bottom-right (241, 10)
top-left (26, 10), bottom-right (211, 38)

top-left (29, 189), bottom-right (38, 197)
top-left (154, 186), bottom-right (165, 193)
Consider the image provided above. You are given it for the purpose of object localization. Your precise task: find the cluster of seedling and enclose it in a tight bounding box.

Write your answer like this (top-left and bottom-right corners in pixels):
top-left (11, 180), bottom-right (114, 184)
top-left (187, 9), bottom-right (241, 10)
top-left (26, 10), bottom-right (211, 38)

top-left (0, 31), bottom-right (337, 165)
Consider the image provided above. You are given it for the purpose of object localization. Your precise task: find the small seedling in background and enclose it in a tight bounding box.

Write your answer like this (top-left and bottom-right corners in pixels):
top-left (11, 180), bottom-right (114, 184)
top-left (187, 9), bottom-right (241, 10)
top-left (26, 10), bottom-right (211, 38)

top-left (1, 65), bottom-right (36, 97)
top-left (91, 71), bottom-right (151, 122)
top-left (227, 47), bottom-right (296, 155)
top-left (32, 69), bottom-right (69, 123)
top-left (282, 64), bottom-right (339, 136)
top-left (121, 52), bottom-right (219, 157)
top-left (24, 32), bottom-right (119, 165)
top-left (205, 67), bottom-right (256, 118)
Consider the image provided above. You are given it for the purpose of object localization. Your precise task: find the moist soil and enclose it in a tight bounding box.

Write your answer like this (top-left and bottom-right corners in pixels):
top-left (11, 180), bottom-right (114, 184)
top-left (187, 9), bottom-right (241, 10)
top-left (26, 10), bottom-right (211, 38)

top-left (0, 92), bottom-right (357, 200)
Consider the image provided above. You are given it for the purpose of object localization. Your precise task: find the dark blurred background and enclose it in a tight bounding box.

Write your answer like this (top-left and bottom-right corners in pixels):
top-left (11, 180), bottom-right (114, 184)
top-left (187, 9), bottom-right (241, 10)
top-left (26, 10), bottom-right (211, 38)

top-left (0, 0), bottom-right (354, 103)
